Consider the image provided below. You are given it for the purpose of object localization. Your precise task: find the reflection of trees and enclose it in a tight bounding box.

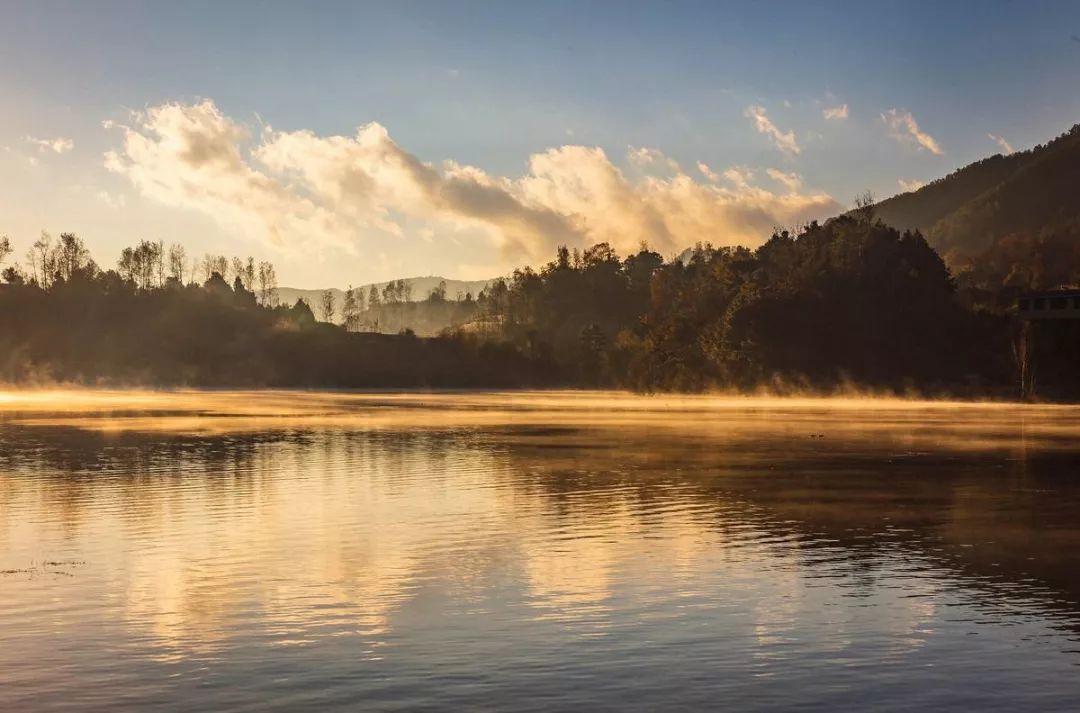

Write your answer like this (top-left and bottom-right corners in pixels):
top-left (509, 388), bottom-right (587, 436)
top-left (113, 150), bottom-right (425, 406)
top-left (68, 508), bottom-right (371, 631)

top-left (503, 425), bottom-right (1080, 631)
top-left (3, 413), bottom-right (1080, 655)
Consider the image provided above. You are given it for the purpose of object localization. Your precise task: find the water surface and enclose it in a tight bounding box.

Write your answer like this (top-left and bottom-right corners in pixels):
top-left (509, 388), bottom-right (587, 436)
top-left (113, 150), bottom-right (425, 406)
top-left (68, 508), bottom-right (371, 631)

top-left (2, 391), bottom-right (1080, 711)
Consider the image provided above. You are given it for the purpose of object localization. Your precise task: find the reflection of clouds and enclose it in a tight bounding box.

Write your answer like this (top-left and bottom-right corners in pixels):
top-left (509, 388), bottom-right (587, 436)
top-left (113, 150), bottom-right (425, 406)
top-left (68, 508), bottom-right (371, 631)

top-left (109, 435), bottom-right (509, 657)
top-left (519, 511), bottom-right (625, 628)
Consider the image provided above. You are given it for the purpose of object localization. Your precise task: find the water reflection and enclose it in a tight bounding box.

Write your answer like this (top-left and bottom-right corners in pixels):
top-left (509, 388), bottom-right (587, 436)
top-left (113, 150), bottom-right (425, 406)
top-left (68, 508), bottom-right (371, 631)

top-left (2, 392), bottom-right (1080, 711)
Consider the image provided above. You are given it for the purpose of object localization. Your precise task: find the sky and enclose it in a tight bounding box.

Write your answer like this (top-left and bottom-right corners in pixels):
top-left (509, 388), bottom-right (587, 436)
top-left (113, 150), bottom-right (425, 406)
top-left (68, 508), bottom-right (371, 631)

top-left (1, 0), bottom-right (1079, 288)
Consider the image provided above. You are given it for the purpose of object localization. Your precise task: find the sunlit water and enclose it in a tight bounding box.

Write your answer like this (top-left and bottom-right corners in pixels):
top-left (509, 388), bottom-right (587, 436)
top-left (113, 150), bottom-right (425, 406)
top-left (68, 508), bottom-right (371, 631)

top-left (2, 391), bottom-right (1080, 711)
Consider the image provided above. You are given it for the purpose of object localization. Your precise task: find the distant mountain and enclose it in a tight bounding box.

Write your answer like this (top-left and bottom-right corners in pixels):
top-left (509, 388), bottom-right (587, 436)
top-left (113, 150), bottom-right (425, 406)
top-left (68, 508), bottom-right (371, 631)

top-left (278, 276), bottom-right (494, 312)
top-left (871, 123), bottom-right (1080, 261)
top-left (277, 276), bottom-right (495, 334)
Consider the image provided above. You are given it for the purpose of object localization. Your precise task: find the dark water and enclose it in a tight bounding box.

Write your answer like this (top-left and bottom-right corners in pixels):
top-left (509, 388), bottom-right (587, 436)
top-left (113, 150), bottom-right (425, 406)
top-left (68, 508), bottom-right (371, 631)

top-left (2, 391), bottom-right (1080, 711)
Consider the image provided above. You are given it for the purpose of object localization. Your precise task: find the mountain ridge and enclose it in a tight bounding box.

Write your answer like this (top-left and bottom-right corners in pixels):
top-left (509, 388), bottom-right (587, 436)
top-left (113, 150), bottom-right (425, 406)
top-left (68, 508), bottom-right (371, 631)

top-left (278, 276), bottom-right (495, 309)
top-left (871, 123), bottom-right (1080, 261)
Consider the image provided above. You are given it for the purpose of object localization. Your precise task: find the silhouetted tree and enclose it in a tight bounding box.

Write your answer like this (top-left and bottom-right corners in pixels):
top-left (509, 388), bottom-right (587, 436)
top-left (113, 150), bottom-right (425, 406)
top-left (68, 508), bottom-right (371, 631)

top-left (428, 280), bottom-right (447, 303)
top-left (320, 289), bottom-right (336, 323)
top-left (167, 243), bottom-right (187, 284)
top-left (257, 261), bottom-right (278, 306)
top-left (0, 236), bottom-right (12, 270)
top-left (342, 285), bottom-right (358, 329)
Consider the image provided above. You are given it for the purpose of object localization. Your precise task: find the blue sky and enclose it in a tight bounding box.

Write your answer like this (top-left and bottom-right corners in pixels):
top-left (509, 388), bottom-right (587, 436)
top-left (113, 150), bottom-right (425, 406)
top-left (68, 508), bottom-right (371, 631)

top-left (1, 0), bottom-right (1078, 287)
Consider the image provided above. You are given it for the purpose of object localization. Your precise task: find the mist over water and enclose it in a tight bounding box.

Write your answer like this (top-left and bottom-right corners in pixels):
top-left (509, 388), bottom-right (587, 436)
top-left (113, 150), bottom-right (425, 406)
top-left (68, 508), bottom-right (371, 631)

top-left (2, 392), bottom-right (1080, 712)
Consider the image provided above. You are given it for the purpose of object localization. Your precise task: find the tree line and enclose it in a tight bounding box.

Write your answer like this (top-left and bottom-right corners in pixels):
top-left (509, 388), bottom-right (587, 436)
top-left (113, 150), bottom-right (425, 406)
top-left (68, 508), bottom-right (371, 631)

top-left (453, 212), bottom-right (1074, 397)
top-left (0, 213), bottom-right (1077, 397)
top-left (2, 232), bottom-right (281, 306)
top-left (0, 232), bottom-right (551, 387)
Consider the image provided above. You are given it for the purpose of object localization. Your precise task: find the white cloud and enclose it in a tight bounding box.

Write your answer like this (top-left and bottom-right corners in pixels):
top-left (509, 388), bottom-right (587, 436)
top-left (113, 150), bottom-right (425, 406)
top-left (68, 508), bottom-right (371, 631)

top-left (105, 99), bottom-right (840, 266)
top-left (898, 178), bottom-right (925, 192)
top-left (25, 136), bottom-right (74, 154)
top-left (881, 109), bottom-right (943, 155)
top-left (696, 161), bottom-right (720, 183)
top-left (823, 104), bottom-right (849, 121)
top-left (766, 168), bottom-right (802, 192)
top-left (987, 133), bottom-right (1013, 154)
top-left (744, 105), bottom-right (801, 155)
top-left (721, 166), bottom-right (753, 190)
top-left (627, 145), bottom-right (681, 174)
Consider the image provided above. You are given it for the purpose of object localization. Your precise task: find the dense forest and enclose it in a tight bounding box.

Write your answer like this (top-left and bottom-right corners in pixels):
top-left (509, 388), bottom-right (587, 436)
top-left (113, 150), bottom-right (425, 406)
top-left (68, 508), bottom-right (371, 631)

top-left (463, 216), bottom-right (1019, 394)
top-left (3, 122), bottom-right (1080, 397)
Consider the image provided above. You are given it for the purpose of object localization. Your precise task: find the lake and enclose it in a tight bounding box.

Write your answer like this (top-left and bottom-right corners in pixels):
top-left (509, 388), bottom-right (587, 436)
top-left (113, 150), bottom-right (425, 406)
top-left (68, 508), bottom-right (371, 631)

top-left (2, 391), bottom-right (1080, 711)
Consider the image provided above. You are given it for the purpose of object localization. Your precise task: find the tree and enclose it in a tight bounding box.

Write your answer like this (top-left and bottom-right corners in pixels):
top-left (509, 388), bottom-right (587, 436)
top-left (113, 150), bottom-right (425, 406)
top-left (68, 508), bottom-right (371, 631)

top-left (382, 281), bottom-right (398, 304)
top-left (257, 261), bottom-right (278, 306)
top-left (230, 257), bottom-right (244, 286)
top-left (167, 243), bottom-right (187, 284)
top-left (119, 240), bottom-right (164, 289)
top-left (201, 254), bottom-right (228, 282)
top-left (428, 280), bottom-right (447, 302)
top-left (0, 236), bottom-right (21, 286)
top-left (54, 232), bottom-right (94, 282)
top-left (368, 284), bottom-right (381, 310)
top-left (1, 266), bottom-right (24, 285)
top-left (342, 285), bottom-right (358, 329)
top-left (0, 236), bottom-right (12, 270)
top-left (853, 190), bottom-right (876, 224)
top-left (320, 289), bottom-right (336, 323)
top-left (243, 257), bottom-right (256, 291)
top-left (27, 231), bottom-right (54, 288)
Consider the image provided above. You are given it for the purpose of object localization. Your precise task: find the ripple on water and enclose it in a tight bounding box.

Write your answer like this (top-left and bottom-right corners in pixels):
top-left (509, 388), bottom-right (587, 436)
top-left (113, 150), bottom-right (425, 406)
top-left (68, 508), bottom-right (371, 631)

top-left (1, 393), bottom-right (1080, 711)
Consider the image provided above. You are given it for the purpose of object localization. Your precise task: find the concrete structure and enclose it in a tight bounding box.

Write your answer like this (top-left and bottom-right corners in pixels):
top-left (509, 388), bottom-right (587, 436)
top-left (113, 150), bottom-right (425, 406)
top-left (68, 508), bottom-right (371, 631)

top-left (1017, 289), bottom-right (1080, 320)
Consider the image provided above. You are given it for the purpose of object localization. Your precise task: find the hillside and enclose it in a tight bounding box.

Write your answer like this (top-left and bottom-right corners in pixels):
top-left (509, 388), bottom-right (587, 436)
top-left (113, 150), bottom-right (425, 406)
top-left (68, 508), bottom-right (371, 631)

top-left (277, 275), bottom-right (494, 334)
top-left (871, 124), bottom-right (1080, 274)
top-left (278, 276), bottom-right (493, 311)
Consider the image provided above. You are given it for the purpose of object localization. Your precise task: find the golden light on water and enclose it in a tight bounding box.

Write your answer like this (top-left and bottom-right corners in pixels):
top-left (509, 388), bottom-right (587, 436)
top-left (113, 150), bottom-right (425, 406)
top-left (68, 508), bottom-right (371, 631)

top-left (4, 389), bottom-right (1080, 709)
top-left (0, 390), bottom-right (1076, 456)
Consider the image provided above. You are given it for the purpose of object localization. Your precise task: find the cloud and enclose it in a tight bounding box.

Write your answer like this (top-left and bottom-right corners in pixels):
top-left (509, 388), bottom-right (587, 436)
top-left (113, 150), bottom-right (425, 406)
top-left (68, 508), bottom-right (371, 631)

top-left (105, 99), bottom-right (840, 266)
top-left (766, 168), bottom-right (802, 192)
top-left (96, 190), bottom-right (127, 209)
top-left (881, 109), bottom-right (943, 155)
top-left (987, 132), bottom-right (1013, 154)
top-left (744, 105), bottom-right (801, 155)
top-left (822, 104), bottom-right (849, 121)
top-left (898, 178), bottom-right (925, 192)
top-left (25, 136), bottom-right (74, 154)
top-left (627, 145), bottom-right (681, 174)
top-left (721, 166), bottom-right (753, 190)
top-left (696, 161), bottom-right (720, 183)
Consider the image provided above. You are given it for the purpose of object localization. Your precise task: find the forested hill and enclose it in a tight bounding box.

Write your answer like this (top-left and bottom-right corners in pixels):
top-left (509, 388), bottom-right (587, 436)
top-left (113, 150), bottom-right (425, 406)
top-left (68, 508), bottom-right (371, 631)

top-left (871, 123), bottom-right (1080, 266)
